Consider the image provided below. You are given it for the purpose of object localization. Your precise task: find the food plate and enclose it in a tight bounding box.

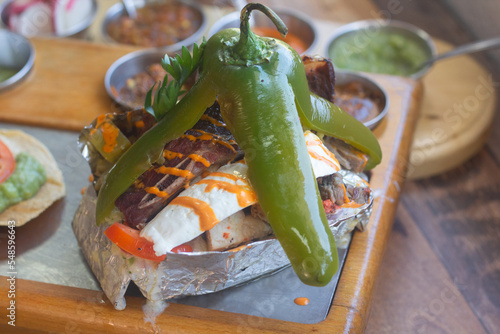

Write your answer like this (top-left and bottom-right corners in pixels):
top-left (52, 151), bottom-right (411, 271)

top-left (0, 69), bottom-right (421, 332)
top-left (0, 5), bottom-right (422, 333)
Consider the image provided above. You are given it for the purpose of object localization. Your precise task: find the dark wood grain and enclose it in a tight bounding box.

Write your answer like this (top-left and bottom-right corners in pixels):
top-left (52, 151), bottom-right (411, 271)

top-left (368, 1), bottom-right (500, 333)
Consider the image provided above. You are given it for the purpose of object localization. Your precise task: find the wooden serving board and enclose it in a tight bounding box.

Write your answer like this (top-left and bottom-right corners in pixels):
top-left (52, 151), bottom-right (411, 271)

top-left (408, 39), bottom-right (497, 179)
top-left (0, 38), bottom-right (141, 131)
top-left (0, 47), bottom-right (423, 332)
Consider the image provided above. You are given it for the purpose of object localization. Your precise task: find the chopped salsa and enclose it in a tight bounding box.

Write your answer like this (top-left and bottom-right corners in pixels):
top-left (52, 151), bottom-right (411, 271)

top-left (106, 2), bottom-right (203, 47)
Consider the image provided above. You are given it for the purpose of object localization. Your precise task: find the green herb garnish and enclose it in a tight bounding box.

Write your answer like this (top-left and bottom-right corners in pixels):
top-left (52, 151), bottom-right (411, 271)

top-left (145, 39), bottom-right (206, 120)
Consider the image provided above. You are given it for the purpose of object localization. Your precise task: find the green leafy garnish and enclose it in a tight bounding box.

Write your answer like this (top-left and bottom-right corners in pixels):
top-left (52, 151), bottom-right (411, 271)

top-left (145, 38), bottom-right (206, 120)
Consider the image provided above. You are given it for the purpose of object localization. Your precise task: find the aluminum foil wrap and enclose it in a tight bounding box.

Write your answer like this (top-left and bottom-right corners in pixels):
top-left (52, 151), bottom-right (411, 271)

top-left (72, 171), bottom-right (372, 310)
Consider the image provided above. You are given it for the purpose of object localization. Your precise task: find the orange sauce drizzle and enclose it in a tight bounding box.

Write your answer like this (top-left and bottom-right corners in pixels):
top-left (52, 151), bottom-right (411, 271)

top-left (135, 120), bottom-right (145, 128)
top-left (339, 183), bottom-right (364, 209)
top-left (163, 150), bottom-right (184, 160)
top-left (228, 244), bottom-right (250, 252)
top-left (308, 150), bottom-right (340, 170)
top-left (200, 114), bottom-right (226, 127)
top-left (134, 180), bottom-right (145, 189)
top-left (342, 201), bottom-right (365, 209)
top-left (95, 115), bottom-right (119, 154)
top-left (306, 138), bottom-right (340, 170)
top-left (199, 179), bottom-right (257, 207)
top-left (171, 196), bottom-right (218, 231)
top-left (354, 150), bottom-right (369, 169)
top-left (88, 174), bottom-right (94, 182)
top-left (182, 132), bottom-right (213, 141)
top-left (208, 172), bottom-right (241, 182)
top-left (157, 166), bottom-right (194, 179)
top-left (126, 112), bottom-right (132, 124)
top-left (188, 154), bottom-right (211, 167)
top-left (145, 186), bottom-right (169, 198)
top-left (294, 297), bottom-right (310, 306)
top-left (191, 130), bottom-right (237, 153)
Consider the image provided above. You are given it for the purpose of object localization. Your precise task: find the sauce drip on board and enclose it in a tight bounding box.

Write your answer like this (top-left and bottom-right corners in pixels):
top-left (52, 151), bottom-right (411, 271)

top-left (294, 297), bottom-right (310, 306)
top-left (252, 27), bottom-right (308, 54)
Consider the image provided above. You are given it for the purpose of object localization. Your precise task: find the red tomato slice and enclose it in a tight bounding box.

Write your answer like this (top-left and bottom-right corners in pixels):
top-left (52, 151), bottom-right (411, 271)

top-left (0, 139), bottom-right (16, 184)
top-left (104, 222), bottom-right (193, 262)
top-left (104, 222), bottom-right (166, 262)
top-left (171, 243), bottom-right (193, 253)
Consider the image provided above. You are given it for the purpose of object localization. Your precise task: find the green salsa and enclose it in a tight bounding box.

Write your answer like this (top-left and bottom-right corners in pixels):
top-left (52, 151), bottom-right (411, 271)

top-left (0, 66), bottom-right (18, 83)
top-left (0, 153), bottom-right (47, 213)
top-left (329, 30), bottom-right (429, 76)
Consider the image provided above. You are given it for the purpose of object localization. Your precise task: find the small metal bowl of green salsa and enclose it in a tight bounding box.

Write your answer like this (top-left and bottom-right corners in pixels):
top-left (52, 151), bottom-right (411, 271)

top-left (326, 20), bottom-right (437, 79)
top-left (0, 29), bottom-right (35, 92)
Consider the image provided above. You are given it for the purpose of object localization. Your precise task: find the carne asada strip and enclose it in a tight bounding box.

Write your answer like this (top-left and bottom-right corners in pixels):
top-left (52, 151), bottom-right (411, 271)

top-left (115, 104), bottom-right (239, 229)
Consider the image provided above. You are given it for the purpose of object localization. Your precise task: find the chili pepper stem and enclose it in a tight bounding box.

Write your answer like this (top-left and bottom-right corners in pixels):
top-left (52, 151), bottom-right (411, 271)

top-left (234, 3), bottom-right (288, 61)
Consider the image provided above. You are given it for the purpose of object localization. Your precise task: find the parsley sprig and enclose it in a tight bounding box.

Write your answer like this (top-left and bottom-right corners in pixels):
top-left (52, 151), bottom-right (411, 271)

top-left (145, 38), bottom-right (206, 121)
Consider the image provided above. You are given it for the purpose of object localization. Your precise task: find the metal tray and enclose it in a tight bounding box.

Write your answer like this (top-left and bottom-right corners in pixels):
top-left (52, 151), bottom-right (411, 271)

top-left (0, 122), bottom-right (351, 324)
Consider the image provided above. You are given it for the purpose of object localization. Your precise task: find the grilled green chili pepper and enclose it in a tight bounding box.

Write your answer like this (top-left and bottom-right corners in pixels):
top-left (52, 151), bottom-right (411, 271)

top-left (95, 3), bottom-right (382, 286)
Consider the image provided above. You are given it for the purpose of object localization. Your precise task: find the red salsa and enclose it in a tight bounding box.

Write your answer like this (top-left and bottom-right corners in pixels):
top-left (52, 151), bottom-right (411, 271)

top-left (334, 81), bottom-right (384, 124)
top-left (106, 2), bottom-right (202, 47)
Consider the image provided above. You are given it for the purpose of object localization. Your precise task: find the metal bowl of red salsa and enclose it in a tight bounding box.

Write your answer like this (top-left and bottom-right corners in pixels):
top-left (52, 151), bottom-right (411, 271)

top-left (102, 0), bottom-right (207, 51)
top-left (207, 7), bottom-right (317, 55)
top-left (105, 49), bottom-right (175, 109)
top-left (334, 71), bottom-right (389, 130)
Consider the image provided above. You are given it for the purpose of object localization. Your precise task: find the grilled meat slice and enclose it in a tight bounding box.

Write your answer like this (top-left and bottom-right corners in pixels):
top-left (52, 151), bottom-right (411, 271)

top-left (115, 103), bottom-right (240, 229)
top-left (323, 136), bottom-right (369, 173)
top-left (302, 55), bottom-right (336, 102)
top-left (318, 173), bottom-right (346, 206)
top-left (318, 173), bottom-right (370, 212)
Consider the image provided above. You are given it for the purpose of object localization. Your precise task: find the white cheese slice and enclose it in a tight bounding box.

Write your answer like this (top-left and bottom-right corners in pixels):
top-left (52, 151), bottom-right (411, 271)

top-left (140, 163), bottom-right (257, 255)
top-left (304, 130), bottom-right (341, 177)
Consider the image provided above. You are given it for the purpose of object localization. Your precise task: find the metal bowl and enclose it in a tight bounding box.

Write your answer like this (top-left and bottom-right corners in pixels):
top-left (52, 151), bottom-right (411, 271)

top-left (0, 30), bottom-right (35, 93)
top-left (102, 0), bottom-right (207, 52)
top-left (0, 0), bottom-right (97, 38)
top-left (208, 7), bottom-right (318, 55)
top-left (326, 20), bottom-right (437, 80)
top-left (334, 71), bottom-right (389, 130)
top-left (105, 48), bottom-right (177, 109)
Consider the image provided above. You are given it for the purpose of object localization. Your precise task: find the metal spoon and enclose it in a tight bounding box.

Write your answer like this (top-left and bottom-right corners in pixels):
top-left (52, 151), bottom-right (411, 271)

top-left (417, 36), bottom-right (500, 72)
top-left (121, 0), bottom-right (137, 19)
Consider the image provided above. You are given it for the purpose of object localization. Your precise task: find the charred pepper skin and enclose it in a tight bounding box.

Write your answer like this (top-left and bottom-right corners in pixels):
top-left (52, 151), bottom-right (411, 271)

top-left (95, 3), bottom-right (382, 286)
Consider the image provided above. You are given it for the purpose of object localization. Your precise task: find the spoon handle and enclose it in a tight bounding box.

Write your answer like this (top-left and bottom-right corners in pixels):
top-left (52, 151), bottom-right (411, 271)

top-left (432, 37), bottom-right (500, 64)
top-left (122, 0), bottom-right (137, 19)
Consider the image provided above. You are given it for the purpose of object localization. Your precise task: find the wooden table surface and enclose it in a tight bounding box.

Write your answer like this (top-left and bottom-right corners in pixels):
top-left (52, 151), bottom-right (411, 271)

top-left (363, 1), bottom-right (500, 333)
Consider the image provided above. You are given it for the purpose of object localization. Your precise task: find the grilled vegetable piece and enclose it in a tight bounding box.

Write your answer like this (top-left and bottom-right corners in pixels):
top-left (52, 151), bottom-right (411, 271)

top-left (85, 115), bottom-right (131, 164)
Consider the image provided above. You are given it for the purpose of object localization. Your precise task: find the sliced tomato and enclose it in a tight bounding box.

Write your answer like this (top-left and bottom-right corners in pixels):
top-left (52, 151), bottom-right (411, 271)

top-left (104, 222), bottom-right (193, 262)
top-left (0, 139), bottom-right (16, 184)
top-left (104, 222), bottom-right (166, 262)
top-left (171, 243), bottom-right (193, 253)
